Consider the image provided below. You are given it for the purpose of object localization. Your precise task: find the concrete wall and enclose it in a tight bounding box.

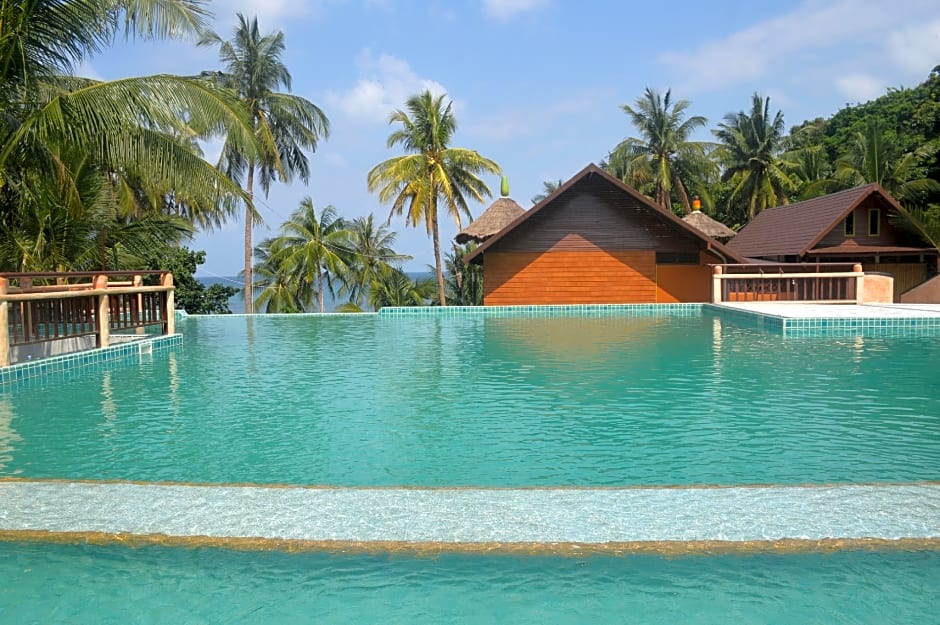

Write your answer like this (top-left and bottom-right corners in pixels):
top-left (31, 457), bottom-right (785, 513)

top-left (859, 274), bottom-right (894, 304)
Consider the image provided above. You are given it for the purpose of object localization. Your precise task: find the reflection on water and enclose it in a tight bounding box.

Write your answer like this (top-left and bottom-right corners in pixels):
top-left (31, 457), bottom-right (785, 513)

top-left (0, 397), bottom-right (20, 472)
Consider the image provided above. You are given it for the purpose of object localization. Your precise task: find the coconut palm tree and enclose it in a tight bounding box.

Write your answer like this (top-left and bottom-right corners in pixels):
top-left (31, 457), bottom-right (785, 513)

top-left (367, 90), bottom-right (500, 306)
top-left (834, 120), bottom-right (940, 201)
top-left (252, 237), bottom-right (308, 313)
top-left (0, 1), bottom-right (262, 270)
top-left (530, 179), bottom-right (564, 205)
top-left (369, 267), bottom-right (434, 309)
top-left (342, 214), bottom-right (411, 310)
top-left (443, 242), bottom-right (483, 305)
top-left (266, 199), bottom-right (352, 313)
top-left (714, 93), bottom-right (796, 219)
top-left (201, 13), bottom-right (330, 313)
top-left (608, 88), bottom-right (711, 213)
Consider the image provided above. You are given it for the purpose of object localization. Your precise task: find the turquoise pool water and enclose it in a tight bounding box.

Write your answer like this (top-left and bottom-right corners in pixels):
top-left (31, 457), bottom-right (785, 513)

top-left (2, 543), bottom-right (938, 624)
top-left (2, 313), bottom-right (938, 486)
top-left (3, 310), bottom-right (939, 624)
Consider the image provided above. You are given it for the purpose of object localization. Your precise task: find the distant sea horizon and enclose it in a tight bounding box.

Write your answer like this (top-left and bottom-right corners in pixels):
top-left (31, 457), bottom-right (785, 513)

top-left (196, 273), bottom-right (434, 314)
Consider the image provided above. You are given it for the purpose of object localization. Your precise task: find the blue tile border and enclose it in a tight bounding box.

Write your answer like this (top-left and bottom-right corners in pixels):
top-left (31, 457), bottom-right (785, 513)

top-left (0, 334), bottom-right (183, 387)
top-left (705, 304), bottom-right (940, 338)
top-left (378, 304), bottom-right (704, 317)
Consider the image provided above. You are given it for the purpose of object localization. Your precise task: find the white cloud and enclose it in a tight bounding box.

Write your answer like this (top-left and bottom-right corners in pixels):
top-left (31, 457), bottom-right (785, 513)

top-left (660, 0), bottom-right (936, 92)
top-left (467, 90), bottom-right (605, 142)
top-left (888, 19), bottom-right (940, 75)
top-left (326, 50), bottom-right (449, 123)
top-left (835, 73), bottom-right (887, 103)
top-left (481, 0), bottom-right (549, 21)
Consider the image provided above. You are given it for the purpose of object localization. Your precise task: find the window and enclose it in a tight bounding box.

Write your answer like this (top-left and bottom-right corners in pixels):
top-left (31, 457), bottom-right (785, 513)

top-left (844, 211), bottom-right (855, 237)
top-left (868, 208), bottom-right (880, 236)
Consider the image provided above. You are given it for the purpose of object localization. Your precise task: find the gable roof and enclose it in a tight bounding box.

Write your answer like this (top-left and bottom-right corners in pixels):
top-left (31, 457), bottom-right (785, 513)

top-left (464, 163), bottom-right (747, 264)
top-left (727, 184), bottom-right (912, 258)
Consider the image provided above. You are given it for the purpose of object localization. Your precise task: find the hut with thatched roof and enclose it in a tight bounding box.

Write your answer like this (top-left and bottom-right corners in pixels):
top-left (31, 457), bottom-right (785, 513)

top-left (682, 207), bottom-right (737, 241)
top-left (456, 177), bottom-right (525, 244)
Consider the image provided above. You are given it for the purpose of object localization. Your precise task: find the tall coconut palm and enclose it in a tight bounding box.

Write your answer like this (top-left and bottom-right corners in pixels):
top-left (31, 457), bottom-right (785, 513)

top-left (252, 237), bottom-right (308, 313)
top-left (834, 119), bottom-right (940, 201)
top-left (609, 88), bottom-right (711, 213)
top-left (530, 179), bottom-right (564, 205)
top-left (367, 90), bottom-right (500, 306)
top-left (0, 1), bottom-right (262, 270)
top-left (202, 14), bottom-right (330, 313)
top-left (714, 93), bottom-right (796, 219)
top-left (342, 214), bottom-right (411, 310)
top-left (266, 199), bottom-right (352, 313)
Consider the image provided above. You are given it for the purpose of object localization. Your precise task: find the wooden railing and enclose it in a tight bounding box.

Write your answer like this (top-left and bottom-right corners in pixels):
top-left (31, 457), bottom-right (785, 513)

top-left (711, 263), bottom-right (863, 304)
top-left (0, 271), bottom-right (175, 366)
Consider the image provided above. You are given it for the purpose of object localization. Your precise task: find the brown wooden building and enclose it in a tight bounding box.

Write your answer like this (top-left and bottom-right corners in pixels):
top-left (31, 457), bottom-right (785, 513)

top-left (727, 184), bottom-right (939, 300)
top-left (464, 164), bottom-right (745, 305)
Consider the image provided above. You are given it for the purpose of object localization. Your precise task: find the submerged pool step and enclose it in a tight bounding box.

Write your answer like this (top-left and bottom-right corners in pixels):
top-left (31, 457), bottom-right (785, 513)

top-left (0, 481), bottom-right (938, 553)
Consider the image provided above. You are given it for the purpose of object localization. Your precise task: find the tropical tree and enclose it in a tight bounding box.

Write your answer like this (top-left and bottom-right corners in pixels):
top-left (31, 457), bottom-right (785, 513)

top-left (607, 88), bottom-right (711, 213)
top-left (530, 179), bottom-right (564, 205)
top-left (252, 237), bottom-right (308, 313)
top-left (369, 267), bottom-right (434, 309)
top-left (714, 93), bottom-right (796, 219)
top-left (0, 1), bottom-right (262, 270)
top-left (443, 243), bottom-right (483, 305)
top-left (202, 13), bottom-right (330, 313)
top-left (833, 120), bottom-right (940, 200)
top-left (342, 214), bottom-right (411, 310)
top-left (367, 90), bottom-right (500, 306)
top-left (262, 199), bottom-right (352, 313)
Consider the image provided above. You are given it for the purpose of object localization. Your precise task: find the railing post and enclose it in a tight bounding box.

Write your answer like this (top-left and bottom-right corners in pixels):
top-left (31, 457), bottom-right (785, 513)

top-left (712, 265), bottom-right (724, 303)
top-left (854, 263), bottom-right (864, 304)
top-left (162, 272), bottom-right (175, 335)
top-left (0, 278), bottom-right (9, 367)
top-left (94, 274), bottom-right (110, 349)
top-left (134, 274), bottom-right (145, 335)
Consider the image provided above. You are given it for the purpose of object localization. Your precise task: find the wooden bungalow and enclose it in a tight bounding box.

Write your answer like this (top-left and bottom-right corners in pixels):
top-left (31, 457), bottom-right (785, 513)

top-left (727, 184), bottom-right (939, 301)
top-left (464, 164), bottom-right (746, 305)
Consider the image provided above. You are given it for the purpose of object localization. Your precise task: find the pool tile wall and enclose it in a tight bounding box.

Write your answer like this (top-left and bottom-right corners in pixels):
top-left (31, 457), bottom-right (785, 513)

top-left (379, 304), bottom-right (704, 317)
top-left (705, 305), bottom-right (940, 338)
top-left (0, 334), bottom-right (182, 387)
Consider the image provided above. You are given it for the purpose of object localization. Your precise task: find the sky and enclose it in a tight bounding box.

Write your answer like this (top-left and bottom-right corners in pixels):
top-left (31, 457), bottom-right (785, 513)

top-left (87, 0), bottom-right (940, 277)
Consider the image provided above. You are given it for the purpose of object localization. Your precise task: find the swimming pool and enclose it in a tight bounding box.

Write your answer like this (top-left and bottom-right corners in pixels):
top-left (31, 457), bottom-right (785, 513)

top-left (1, 307), bottom-right (938, 623)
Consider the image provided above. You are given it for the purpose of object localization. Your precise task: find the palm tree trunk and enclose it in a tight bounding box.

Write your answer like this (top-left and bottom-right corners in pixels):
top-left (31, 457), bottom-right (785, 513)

top-left (244, 165), bottom-right (255, 315)
top-left (432, 213), bottom-right (446, 306)
top-left (317, 269), bottom-right (325, 313)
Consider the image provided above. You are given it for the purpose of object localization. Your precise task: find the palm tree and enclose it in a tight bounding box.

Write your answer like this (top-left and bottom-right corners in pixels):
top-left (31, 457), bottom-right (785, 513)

top-left (530, 179), bottom-right (564, 205)
top-left (0, 1), bottom-right (262, 270)
top-left (252, 237), bottom-right (308, 313)
top-left (342, 214), bottom-right (411, 310)
top-left (265, 199), bottom-right (352, 313)
top-left (367, 90), bottom-right (500, 306)
top-left (714, 93), bottom-right (796, 219)
top-left (834, 120), bottom-right (940, 201)
top-left (369, 267), bottom-right (434, 309)
top-left (443, 243), bottom-right (483, 305)
top-left (608, 88), bottom-right (711, 213)
top-left (202, 14), bottom-right (330, 313)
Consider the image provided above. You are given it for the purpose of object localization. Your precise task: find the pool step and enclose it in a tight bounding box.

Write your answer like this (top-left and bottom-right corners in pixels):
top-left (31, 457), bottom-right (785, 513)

top-left (0, 481), bottom-right (937, 554)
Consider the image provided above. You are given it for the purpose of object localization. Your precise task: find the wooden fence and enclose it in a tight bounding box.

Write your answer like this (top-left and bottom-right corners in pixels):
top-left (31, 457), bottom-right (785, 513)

top-left (0, 271), bottom-right (175, 366)
top-left (711, 263), bottom-right (863, 304)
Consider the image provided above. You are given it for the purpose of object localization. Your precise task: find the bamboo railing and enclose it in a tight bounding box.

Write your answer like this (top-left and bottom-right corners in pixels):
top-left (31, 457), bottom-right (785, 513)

top-left (0, 271), bottom-right (175, 366)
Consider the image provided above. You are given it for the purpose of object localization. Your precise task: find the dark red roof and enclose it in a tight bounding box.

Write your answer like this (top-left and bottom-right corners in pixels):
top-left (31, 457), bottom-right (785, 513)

top-left (727, 184), bottom-right (900, 258)
top-left (464, 164), bottom-right (747, 264)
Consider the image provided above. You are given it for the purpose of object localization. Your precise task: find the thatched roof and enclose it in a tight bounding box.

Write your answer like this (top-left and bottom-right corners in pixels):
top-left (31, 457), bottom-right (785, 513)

top-left (682, 210), bottom-right (736, 239)
top-left (456, 197), bottom-right (525, 244)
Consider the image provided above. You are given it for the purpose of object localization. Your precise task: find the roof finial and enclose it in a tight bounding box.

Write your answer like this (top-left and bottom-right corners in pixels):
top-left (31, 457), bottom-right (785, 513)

top-left (692, 195), bottom-right (702, 212)
top-left (500, 175), bottom-right (509, 197)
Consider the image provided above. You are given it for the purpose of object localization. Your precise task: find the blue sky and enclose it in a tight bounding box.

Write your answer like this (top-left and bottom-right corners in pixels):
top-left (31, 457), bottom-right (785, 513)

top-left (88, 0), bottom-right (940, 277)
